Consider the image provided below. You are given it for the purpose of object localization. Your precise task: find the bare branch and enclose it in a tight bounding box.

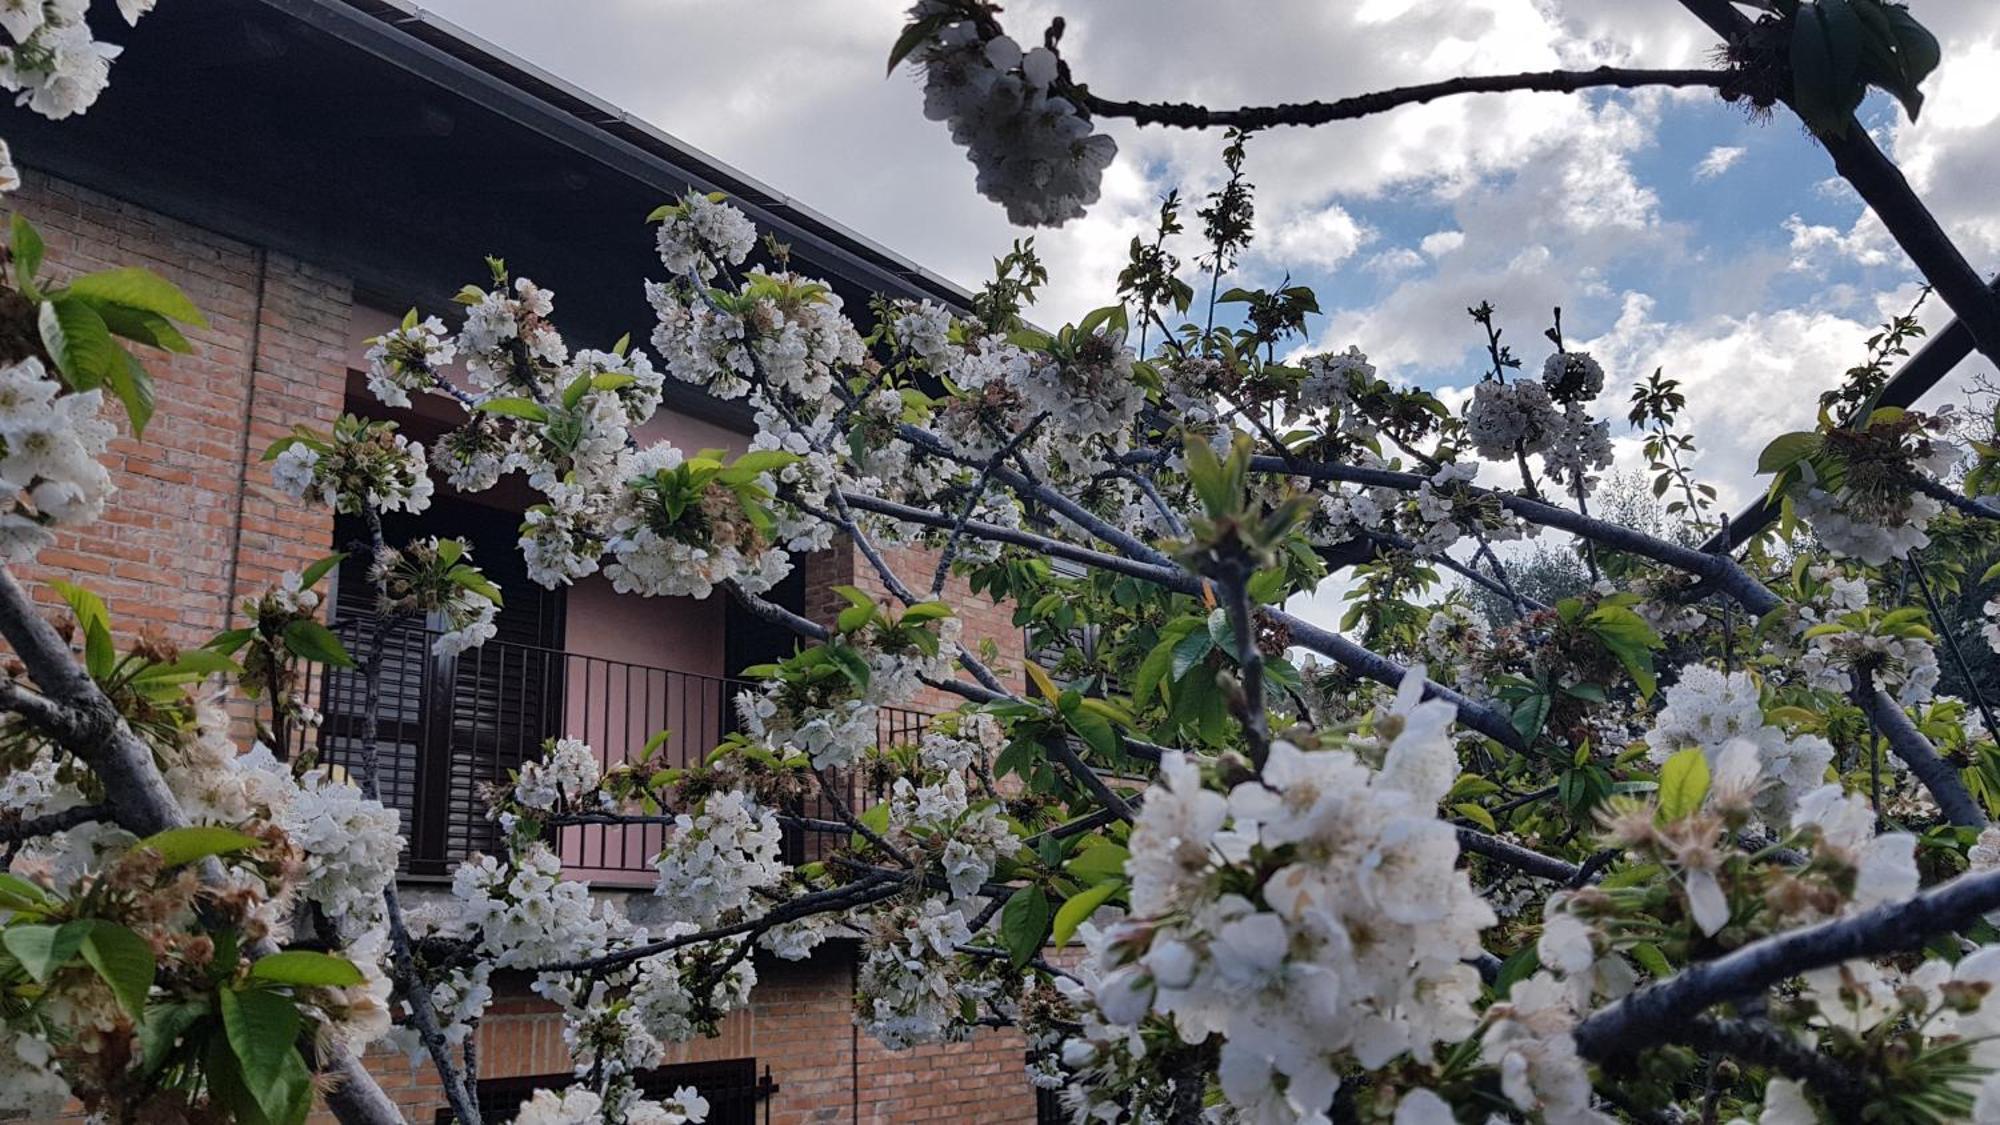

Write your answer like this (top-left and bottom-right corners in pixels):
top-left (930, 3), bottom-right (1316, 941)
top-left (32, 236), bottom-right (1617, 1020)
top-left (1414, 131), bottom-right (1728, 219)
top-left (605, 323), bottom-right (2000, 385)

top-left (1457, 827), bottom-right (1586, 884)
top-left (1079, 67), bottom-right (1733, 131)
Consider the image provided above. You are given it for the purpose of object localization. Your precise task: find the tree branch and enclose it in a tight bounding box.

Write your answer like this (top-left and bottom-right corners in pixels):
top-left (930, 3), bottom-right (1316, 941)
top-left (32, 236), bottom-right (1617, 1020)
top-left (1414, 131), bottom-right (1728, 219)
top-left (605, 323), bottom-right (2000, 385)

top-left (1574, 866), bottom-right (2000, 1061)
top-left (0, 801), bottom-right (111, 842)
top-left (1457, 827), bottom-right (1585, 883)
top-left (1078, 67), bottom-right (1732, 130)
top-left (1851, 670), bottom-right (1986, 828)
top-left (0, 565), bottom-right (408, 1125)
top-left (1677, 1016), bottom-right (1867, 1119)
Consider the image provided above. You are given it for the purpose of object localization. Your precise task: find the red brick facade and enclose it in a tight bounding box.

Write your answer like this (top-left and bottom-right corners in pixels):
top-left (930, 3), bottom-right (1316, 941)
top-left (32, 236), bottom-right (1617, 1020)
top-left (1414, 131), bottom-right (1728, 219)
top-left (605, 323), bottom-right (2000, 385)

top-left (10, 168), bottom-right (1043, 1125)
top-left (340, 953), bottom-right (1034, 1125)
top-left (10, 168), bottom-right (345, 647)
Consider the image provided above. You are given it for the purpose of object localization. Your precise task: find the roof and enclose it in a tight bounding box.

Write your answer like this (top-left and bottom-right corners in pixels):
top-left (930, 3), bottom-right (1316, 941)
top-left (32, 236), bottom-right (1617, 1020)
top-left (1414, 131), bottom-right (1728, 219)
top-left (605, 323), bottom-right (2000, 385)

top-left (4, 0), bottom-right (972, 429)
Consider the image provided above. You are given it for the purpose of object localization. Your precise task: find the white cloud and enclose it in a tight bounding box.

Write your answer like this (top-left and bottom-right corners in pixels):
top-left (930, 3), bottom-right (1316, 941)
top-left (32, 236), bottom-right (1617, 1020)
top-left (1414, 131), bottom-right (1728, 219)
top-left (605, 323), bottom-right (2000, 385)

top-left (1693, 144), bottom-right (1745, 180)
top-left (1365, 247), bottom-right (1427, 276)
top-left (1262, 204), bottom-right (1371, 270)
top-left (1420, 229), bottom-right (1466, 257)
top-left (1782, 213), bottom-right (1893, 270)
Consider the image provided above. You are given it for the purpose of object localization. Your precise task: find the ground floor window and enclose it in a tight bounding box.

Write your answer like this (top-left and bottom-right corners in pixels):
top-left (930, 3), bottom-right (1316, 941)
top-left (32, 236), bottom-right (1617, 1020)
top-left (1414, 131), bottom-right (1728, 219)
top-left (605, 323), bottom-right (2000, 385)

top-left (438, 1059), bottom-right (776, 1124)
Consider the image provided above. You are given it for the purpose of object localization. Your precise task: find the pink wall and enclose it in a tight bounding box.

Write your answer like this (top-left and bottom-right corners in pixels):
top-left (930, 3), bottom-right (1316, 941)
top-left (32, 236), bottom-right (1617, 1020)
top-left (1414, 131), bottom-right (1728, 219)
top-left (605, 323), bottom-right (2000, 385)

top-left (558, 579), bottom-right (736, 883)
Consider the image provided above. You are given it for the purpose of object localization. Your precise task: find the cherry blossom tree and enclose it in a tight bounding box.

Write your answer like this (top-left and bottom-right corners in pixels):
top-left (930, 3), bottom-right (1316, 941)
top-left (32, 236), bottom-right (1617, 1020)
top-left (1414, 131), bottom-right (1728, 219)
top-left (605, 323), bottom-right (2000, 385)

top-left (11, 1), bottom-right (2000, 1123)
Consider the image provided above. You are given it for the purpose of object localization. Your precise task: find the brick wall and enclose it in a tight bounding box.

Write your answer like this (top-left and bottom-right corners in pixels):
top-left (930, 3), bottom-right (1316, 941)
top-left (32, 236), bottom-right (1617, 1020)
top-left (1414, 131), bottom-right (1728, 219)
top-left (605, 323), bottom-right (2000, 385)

top-left (323, 950), bottom-right (1036, 1125)
top-left (803, 539), bottom-right (1028, 713)
top-left (8, 168), bottom-right (346, 647)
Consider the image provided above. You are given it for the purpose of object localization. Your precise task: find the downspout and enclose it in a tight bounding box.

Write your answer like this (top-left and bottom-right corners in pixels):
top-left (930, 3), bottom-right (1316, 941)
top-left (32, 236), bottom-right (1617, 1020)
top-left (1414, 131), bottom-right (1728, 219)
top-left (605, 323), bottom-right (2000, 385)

top-left (221, 247), bottom-right (271, 628)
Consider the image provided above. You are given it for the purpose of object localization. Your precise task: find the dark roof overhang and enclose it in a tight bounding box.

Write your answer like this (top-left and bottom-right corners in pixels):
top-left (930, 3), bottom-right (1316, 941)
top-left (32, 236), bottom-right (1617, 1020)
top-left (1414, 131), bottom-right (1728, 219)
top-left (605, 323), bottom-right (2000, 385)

top-left (1, 0), bottom-right (971, 430)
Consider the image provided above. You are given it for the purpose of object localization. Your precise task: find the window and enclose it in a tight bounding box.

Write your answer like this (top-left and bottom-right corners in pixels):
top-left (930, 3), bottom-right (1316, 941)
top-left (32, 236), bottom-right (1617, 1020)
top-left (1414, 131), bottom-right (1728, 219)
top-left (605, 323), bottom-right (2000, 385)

top-left (436, 1059), bottom-right (775, 1125)
top-left (315, 496), bottom-right (566, 873)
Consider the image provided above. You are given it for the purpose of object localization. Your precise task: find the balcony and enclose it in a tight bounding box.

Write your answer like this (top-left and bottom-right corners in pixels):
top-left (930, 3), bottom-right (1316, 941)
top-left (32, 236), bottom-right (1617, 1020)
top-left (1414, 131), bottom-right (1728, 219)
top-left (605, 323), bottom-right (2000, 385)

top-left (289, 619), bottom-right (928, 883)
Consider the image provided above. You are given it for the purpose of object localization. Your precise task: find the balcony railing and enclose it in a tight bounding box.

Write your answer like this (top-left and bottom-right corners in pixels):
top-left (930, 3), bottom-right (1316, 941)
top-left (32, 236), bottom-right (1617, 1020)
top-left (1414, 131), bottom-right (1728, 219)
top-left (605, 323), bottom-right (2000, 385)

top-left (289, 618), bottom-right (928, 881)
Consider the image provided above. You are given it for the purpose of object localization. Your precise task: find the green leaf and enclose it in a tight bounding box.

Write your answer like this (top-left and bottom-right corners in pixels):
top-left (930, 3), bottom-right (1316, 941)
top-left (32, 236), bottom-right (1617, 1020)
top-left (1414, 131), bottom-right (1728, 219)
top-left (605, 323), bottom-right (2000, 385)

top-left (83, 618), bottom-right (114, 681)
top-left (726, 449), bottom-right (799, 476)
top-left (3, 920), bottom-right (90, 981)
top-left (136, 825), bottom-right (260, 867)
top-left (1024, 661), bottom-right (1061, 703)
top-left (1000, 885), bottom-right (1051, 967)
top-left (1170, 628), bottom-right (1214, 680)
top-left (1051, 880), bottom-right (1120, 947)
top-left (1511, 691), bottom-right (1552, 743)
top-left (39, 294), bottom-right (120, 390)
top-left (51, 579), bottom-right (115, 679)
top-left (281, 619), bottom-right (353, 667)
top-left (81, 922), bottom-right (155, 1017)
top-left (850, 800), bottom-right (892, 852)
top-left (66, 266), bottom-right (208, 327)
top-left (206, 627), bottom-right (256, 656)
top-left (132, 647), bottom-right (243, 682)
top-left (1658, 747), bottom-right (1712, 821)
top-left (138, 999), bottom-right (208, 1078)
top-left (1133, 638), bottom-right (1176, 706)
top-left (836, 602), bottom-right (876, 633)
top-left (1066, 708), bottom-right (1119, 761)
top-left (219, 987), bottom-right (313, 1125)
top-left (104, 347), bottom-right (156, 437)
top-left (1884, 6), bottom-right (1941, 114)
top-left (1065, 843), bottom-right (1129, 884)
top-left (299, 552), bottom-right (346, 591)
top-left (1494, 944), bottom-right (1541, 998)
top-left (1455, 802), bottom-right (1497, 832)
top-left (249, 950), bottom-right (365, 988)
top-left (1630, 942), bottom-right (1674, 979)
top-left (50, 578), bottom-right (109, 636)
top-left (10, 213), bottom-right (44, 292)
top-left (475, 396), bottom-right (550, 423)
top-left (885, 12), bottom-right (945, 76)
top-left (94, 302), bottom-right (192, 355)
top-left (1757, 431), bottom-right (1824, 474)
top-left (0, 872), bottom-right (51, 912)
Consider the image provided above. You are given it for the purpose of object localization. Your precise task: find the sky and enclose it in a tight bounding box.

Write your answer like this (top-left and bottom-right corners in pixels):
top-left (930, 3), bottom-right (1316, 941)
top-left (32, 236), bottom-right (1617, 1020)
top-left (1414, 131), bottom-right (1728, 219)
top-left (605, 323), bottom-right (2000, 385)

top-left (419, 0), bottom-right (2000, 622)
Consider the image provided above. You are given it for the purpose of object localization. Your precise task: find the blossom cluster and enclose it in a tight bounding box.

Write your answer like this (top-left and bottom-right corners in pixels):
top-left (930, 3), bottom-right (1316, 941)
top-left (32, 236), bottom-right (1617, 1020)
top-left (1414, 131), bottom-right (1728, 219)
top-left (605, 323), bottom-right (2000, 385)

top-left (1067, 673), bottom-right (1493, 1121)
top-left (855, 896), bottom-right (977, 1049)
top-left (511, 737), bottom-right (604, 815)
top-left (905, 3), bottom-right (1116, 226)
top-left (0, 357), bottom-right (116, 561)
top-left (271, 415), bottom-right (434, 515)
top-left (1790, 411), bottom-right (1962, 566)
top-left (654, 189), bottom-right (758, 281)
top-left (362, 313), bottom-right (457, 409)
top-left (1643, 665), bottom-right (1834, 827)
top-left (368, 535), bottom-right (501, 656)
top-left (0, 0), bottom-right (148, 130)
top-left (604, 443), bottom-right (793, 599)
top-left (650, 788), bottom-right (786, 927)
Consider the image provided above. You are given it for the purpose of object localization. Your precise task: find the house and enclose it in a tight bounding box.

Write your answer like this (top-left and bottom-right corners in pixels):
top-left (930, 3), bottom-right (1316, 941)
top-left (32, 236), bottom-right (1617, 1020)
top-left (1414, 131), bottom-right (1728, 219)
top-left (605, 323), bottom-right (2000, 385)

top-left (5, 1), bottom-right (1040, 1120)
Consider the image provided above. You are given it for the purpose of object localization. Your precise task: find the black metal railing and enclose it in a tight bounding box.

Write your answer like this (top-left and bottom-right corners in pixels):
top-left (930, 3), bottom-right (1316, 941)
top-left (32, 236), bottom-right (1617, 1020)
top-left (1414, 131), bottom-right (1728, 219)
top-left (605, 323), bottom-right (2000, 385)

top-left (291, 619), bottom-right (929, 879)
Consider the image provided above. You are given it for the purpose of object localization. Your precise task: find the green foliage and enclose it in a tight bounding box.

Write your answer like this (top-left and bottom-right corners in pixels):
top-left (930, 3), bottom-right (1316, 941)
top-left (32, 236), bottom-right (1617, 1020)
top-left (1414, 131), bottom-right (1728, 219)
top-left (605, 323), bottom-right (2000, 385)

top-left (13, 217), bottom-right (205, 437)
top-left (1000, 885), bottom-right (1051, 967)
